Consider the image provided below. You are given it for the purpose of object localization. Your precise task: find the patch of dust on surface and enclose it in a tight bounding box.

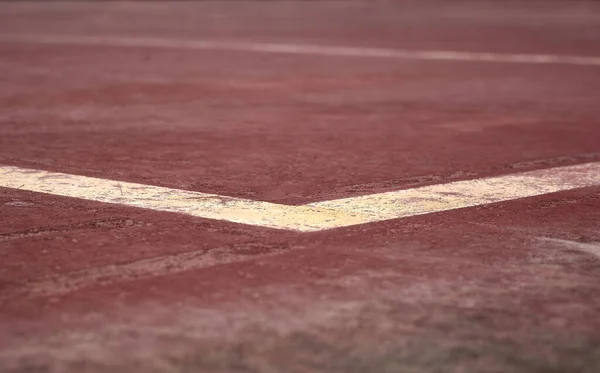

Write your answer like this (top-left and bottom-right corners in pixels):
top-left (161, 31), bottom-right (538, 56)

top-left (536, 237), bottom-right (600, 260)
top-left (1, 262), bottom-right (600, 373)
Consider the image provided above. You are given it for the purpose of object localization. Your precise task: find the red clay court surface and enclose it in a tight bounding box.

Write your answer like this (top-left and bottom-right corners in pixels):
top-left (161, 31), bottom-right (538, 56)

top-left (1, 1), bottom-right (600, 372)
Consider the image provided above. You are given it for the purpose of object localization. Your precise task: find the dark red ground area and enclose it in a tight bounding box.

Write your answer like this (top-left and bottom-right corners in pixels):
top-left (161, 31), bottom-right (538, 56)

top-left (1, 2), bottom-right (600, 373)
top-left (1, 42), bottom-right (599, 203)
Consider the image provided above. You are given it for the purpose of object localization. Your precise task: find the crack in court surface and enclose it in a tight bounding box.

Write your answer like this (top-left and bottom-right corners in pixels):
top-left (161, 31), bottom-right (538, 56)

top-left (2, 162), bottom-right (600, 232)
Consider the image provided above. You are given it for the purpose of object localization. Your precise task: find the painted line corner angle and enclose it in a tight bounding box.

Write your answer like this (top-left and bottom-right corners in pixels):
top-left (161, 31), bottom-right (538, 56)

top-left (1, 162), bottom-right (599, 232)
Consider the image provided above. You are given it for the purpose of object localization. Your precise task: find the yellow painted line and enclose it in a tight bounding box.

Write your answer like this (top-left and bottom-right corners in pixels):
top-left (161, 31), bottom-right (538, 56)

top-left (2, 33), bottom-right (600, 66)
top-left (1, 162), bottom-right (600, 232)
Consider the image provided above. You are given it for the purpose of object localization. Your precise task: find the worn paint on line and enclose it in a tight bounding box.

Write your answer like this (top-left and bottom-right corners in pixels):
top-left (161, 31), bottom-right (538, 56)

top-left (1, 33), bottom-right (600, 66)
top-left (310, 162), bottom-right (600, 221)
top-left (0, 166), bottom-right (371, 232)
top-left (1, 162), bottom-right (600, 231)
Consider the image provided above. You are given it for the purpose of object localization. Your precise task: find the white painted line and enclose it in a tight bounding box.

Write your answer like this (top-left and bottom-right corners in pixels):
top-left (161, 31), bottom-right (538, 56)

top-left (309, 162), bottom-right (600, 223)
top-left (2, 162), bottom-right (600, 231)
top-left (0, 166), bottom-right (370, 232)
top-left (1, 33), bottom-right (600, 66)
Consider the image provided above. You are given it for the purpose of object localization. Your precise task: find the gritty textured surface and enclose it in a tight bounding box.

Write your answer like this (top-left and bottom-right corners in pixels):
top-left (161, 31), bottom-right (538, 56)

top-left (1, 1), bottom-right (600, 372)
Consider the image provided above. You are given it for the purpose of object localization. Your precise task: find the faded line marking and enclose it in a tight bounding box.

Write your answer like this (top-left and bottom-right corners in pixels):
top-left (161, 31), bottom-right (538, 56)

top-left (538, 237), bottom-right (600, 259)
top-left (3, 243), bottom-right (301, 299)
top-left (1, 33), bottom-right (600, 66)
top-left (1, 162), bottom-right (600, 232)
